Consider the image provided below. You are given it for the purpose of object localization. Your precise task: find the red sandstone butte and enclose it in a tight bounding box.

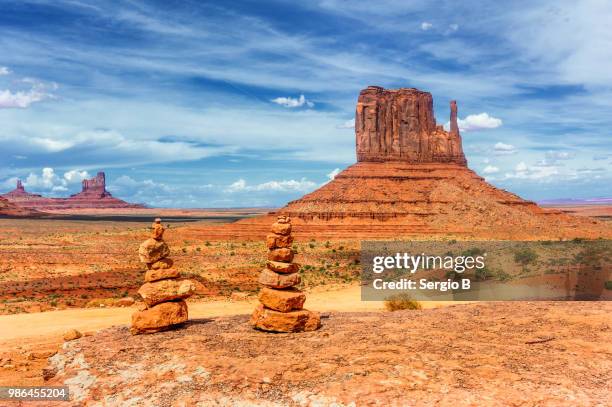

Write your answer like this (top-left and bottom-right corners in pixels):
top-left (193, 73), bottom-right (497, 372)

top-left (355, 86), bottom-right (466, 165)
top-left (1, 172), bottom-right (144, 210)
top-left (231, 86), bottom-right (611, 240)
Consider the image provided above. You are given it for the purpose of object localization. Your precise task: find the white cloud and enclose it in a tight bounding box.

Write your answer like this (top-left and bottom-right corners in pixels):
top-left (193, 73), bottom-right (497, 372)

top-left (0, 78), bottom-right (57, 109)
top-left (226, 178), bottom-right (317, 193)
top-left (30, 137), bottom-right (75, 152)
top-left (493, 142), bottom-right (517, 155)
top-left (336, 118), bottom-right (355, 129)
top-left (0, 66), bottom-right (10, 75)
top-left (420, 22), bottom-right (433, 31)
top-left (503, 161), bottom-right (560, 181)
top-left (25, 167), bottom-right (61, 190)
top-left (448, 24), bottom-right (459, 31)
top-left (482, 165), bottom-right (499, 174)
top-left (327, 168), bottom-right (341, 180)
top-left (445, 113), bottom-right (502, 132)
top-left (22, 167), bottom-right (92, 193)
top-left (270, 94), bottom-right (314, 108)
top-left (63, 170), bottom-right (90, 184)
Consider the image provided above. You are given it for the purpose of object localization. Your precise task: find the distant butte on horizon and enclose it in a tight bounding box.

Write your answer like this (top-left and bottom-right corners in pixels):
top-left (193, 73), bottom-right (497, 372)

top-left (1, 172), bottom-right (145, 211)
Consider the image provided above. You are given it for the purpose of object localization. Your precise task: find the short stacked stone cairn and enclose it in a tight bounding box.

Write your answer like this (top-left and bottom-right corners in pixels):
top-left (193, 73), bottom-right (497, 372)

top-left (131, 218), bottom-right (195, 335)
top-left (251, 216), bottom-right (321, 332)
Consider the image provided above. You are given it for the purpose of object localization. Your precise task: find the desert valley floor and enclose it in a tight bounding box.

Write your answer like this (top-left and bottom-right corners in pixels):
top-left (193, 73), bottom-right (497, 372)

top-left (0, 205), bottom-right (610, 406)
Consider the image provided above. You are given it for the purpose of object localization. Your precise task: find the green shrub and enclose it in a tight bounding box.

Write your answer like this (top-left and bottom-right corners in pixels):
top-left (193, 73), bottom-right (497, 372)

top-left (514, 247), bottom-right (538, 265)
top-left (384, 294), bottom-right (422, 311)
top-left (605, 281), bottom-right (612, 290)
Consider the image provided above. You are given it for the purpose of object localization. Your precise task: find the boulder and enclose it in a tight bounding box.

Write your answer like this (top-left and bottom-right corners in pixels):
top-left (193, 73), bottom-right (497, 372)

top-left (151, 219), bottom-right (164, 240)
top-left (130, 300), bottom-right (188, 335)
top-left (138, 279), bottom-right (195, 307)
top-left (250, 304), bottom-right (321, 332)
top-left (267, 248), bottom-right (294, 262)
top-left (258, 268), bottom-right (301, 289)
top-left (258, 287), bottom-right (305, 312)
top-left (266, 233), bottom-right (294, 249)
top-left (147, 258), bottom-right (174, 270)
top-left (63, 329), bottom-right (82, 342)
top-left (144, 268), bottom-right (180, 283)
top-left (271, 221), bottom-right (292, 235)
top-left (138, 238), bottom-right (170, 264)
top-left (115, 297), bottom-right (135, 307)
top-left (266, 260), bottom-right (299, 274)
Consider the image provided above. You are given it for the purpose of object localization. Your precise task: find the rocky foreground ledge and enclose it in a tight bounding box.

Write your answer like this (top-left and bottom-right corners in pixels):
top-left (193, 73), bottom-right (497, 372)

top-left (40, 302), bottom-right (610, 406)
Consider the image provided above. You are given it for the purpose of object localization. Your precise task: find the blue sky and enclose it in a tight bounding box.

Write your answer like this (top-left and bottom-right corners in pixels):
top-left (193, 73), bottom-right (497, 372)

top-left (0, 0), bottom-right (611, 207)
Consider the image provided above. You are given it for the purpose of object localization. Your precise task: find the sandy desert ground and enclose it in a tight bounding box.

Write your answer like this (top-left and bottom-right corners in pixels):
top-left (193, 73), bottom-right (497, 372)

top-left (0, 206), bottom-right (610, 405)
top-left (12, 301), bottom-right (612, 406)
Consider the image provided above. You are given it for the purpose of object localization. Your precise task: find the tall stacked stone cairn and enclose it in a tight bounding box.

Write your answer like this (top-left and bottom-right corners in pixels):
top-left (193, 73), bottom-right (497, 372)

top-left (251, 216), bottom-right (321, 332)
top-left (130, 218), bottom-right (195, 335)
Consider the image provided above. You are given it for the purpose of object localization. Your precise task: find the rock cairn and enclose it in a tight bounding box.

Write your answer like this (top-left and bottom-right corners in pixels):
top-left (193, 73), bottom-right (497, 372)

top-left (251, 216), bottom-right (321, 332)
top-left (131, 218), bottom-right (195, 335)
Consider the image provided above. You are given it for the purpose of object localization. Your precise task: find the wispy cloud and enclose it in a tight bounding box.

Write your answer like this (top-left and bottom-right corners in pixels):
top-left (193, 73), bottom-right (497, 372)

top-left (226, 178), bottom-right (317, 193)
top-left (0, 77), bottom-right (57, 109)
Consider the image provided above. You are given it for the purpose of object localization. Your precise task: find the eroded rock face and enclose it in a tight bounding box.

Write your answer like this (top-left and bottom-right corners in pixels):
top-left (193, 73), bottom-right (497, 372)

top-left (355, 86), bottom-right (466, 165)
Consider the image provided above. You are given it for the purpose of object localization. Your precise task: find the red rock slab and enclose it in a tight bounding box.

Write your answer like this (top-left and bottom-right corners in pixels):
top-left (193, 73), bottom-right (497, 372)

top-left (267, 248), bottom-right (294, 262)
top-left (250, 304), bottom-right (320, 332)
top-left (258, 268), bottom-right (300, 289)
top-left (258, 287), bottom-right (305, 312)
top-left (266, 260), bottom-right (299, 274)
top-left (147, 258), bottom-right (174, 270)
top-left (144, 268), bottom-right (181, 283)
top-left (130, 300), bottom-right (188, 335)
top-left (138, 279), bottom-right (195, 307)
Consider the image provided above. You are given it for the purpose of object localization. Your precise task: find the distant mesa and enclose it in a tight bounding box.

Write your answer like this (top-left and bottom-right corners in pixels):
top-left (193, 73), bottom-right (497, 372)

top-left (0, 196), bottom-right (40, 217)
top-left (1, 172), bottom-right (145, 211)
top-left (237, 86), bottom-right (610, 239)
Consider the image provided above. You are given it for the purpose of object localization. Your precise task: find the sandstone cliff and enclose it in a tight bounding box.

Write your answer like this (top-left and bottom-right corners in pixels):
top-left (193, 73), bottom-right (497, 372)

top-left (0, 196), bottom-right (39, 217)
top-left (356, 86), bottom-right (466, 165)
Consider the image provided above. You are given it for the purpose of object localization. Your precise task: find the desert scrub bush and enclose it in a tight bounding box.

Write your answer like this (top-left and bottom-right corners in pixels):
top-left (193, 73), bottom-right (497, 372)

top-left (605, 281), bottom-right (612, 290)
top-left (384, 294), bottom-right (422, 311)
top-left (514, 247), bottom-right (538, 265)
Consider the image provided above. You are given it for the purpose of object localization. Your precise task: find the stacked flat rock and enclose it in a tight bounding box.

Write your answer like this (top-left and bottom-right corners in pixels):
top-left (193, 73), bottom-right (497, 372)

top-left (251, 216), bottom-right (321, 332)
top-left (130, 218), bottom-right (195, 335)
